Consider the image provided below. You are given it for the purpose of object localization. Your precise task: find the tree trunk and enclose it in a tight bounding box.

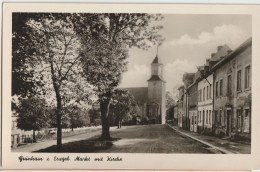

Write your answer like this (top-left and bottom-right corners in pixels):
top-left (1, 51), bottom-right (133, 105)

top-left (56, 97), bottom-right (62, 151)
top-left (119, 120), bottom-right (122, 128)
top-left (51, 60), bottom-right (63, 151)
top-left (117, 116), bottom-right (120, 129)
top-left (33, 130), bottom-right (36, 143)
top-left (71, 127), bottom-right (74, 131)
top-left (100, 99), bottom-right (111, 140)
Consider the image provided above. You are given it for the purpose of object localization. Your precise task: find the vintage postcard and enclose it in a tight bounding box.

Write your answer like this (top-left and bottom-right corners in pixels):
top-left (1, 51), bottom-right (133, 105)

top-left (1, 3), bottom-right (260, 170)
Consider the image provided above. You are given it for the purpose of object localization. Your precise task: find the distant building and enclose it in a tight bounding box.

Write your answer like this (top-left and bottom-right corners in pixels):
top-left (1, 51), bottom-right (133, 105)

top-left (183, 73), bottom-right (195, 130)
top-left (187, 80), bottom-right (198, 132)
top-left (124, 53), bottom-right (166, 124)
top-left (11, 111), bottom-right (34, 148)
top-left (177, 86), bottom-right (184, 128)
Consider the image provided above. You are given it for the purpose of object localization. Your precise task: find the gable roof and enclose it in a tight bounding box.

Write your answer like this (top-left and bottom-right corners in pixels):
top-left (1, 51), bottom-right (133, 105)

top-left (122, 87), bottom-right (148, 105)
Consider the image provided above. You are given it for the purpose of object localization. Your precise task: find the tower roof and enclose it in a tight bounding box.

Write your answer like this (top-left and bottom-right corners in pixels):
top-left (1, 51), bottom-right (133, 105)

top-left (152, 55), bottom-right (162, 64)
top-left (147, 75), bottom-right (166, 82)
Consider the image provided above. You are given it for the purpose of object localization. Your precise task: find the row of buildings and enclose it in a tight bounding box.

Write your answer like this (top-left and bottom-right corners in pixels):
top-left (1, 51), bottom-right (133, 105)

top-left (173, 37), bottom-right (252, 139)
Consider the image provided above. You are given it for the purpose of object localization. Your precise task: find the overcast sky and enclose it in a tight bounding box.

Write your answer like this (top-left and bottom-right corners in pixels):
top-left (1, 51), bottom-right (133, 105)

top-left (119, 14), bottom-right (252, 98)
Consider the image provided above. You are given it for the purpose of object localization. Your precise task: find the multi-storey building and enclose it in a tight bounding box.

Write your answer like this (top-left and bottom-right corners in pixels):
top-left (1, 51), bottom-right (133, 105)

top-left (212, 37), bottom-right (252, 138)
top-left (176, 38), bottom-right (251, 141)
top-left (183, 73), bottom-right (195, 130)
top-left (177, 86), bottom-right (184, 128)
top-left (187, 81), bottom-right (198, 132)
top-left (197, 72), bottom-right (213, 133)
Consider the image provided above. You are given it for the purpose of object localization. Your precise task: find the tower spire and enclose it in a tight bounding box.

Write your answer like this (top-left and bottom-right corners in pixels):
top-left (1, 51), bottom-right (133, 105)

top-left (156, 44), bottom-right (159, 57)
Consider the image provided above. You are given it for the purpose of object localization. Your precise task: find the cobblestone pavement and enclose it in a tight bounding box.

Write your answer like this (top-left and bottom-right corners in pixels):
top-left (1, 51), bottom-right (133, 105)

top-left (34, 124), bottom-right (224, 153)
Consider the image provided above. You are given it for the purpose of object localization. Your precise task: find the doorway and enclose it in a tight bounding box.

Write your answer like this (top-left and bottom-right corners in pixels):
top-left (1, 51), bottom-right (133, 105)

top-left (226, 110), bottom-right (231, 136)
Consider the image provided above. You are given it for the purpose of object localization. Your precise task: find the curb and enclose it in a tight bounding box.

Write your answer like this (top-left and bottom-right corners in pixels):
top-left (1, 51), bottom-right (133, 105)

top-left (166, 124), bottom-right (234, 154)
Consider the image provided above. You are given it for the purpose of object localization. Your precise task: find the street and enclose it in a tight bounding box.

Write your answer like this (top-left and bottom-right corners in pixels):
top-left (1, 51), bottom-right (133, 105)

top-left (13, 124), bottom-right (223, 153)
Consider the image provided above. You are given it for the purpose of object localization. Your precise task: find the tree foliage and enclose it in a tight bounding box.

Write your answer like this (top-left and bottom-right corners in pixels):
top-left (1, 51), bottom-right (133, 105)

top-left (12, 13), bottom-right (45, 99)
top-left (110, 89), bottom-right (136, 128)
top-left (16, 97), bottom-right (49, 142)
top-left (76, 13), bottom-right (164, 139)
top-left (13, 13), bottom-right (92, 150)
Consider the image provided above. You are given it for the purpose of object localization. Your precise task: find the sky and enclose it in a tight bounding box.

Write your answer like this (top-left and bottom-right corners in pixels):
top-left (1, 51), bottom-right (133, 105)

top-left (119, 14), bottom-right (252, 98)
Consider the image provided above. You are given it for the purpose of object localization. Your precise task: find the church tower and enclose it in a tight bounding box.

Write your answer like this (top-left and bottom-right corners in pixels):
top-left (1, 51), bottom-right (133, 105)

top-left (147, 52), bottom-right (166, 124)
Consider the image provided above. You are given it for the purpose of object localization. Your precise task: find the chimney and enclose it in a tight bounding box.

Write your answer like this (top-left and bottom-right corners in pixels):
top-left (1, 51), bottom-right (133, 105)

top-left (211, 53), bottom-right (216, 58)
top-left (217, 46), bottom-right (223, 51)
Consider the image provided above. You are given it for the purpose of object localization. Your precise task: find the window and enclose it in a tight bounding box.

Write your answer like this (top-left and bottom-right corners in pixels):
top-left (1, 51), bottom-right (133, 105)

top-left (244, 108), bottom-right (251, 133)
top-left (203, 87), bottom-right (205, 101)
top-left (237, 70), bottom-right (242, 91)
top-left (245, 66), bottom-right (250, 89)
top-left (207, 86), bottom-right (209, 99)
top-left (220, 79), bottom-right (223, 96)
top-left (237, 109), bottom-right (242, 131)
top-left (215, 110), bottom-right (218, 126)
top-left (12, 121), bottom-right (16, 130)
top-left (203, 110), bottom-right (205, 124)
top-left (199, 89), bottom-right (202, 102)
top-left (206, 110), bottom-right (208, 124)
top-left (195, 116), bottom-right (197, 124)
top-left (216, 81), bottom-right (219, 97)
top-left (209, 110), bottom-right (211, 124)
top-left (219, 110), bottom-right (222, 126)
top-left (227, 75), bottom-right (232, 95)
top-left (221, 110), bottom-right (225, 126)
top-left (209, 84), bottom-right (212, 99)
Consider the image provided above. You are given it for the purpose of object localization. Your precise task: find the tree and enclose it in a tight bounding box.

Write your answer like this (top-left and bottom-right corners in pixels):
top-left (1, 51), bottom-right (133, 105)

top-left (77, 13), bottom-right (164, 140)
top-left (166, 91), bottom-right (175, 122)
top-left (13, 13), bottom-right (91, 151)
top-left (16, 98), bottom-right (49, 142)
top-left (110, 89), bottom-right (135, 128)
top-left (64, 105), bottom-right (90, 131)
top-left (89, 108), bottom-right (102, 126)
top-left (166, 91), bottom-right (175, 109)
top-left (12, 13), bottom-right (43, 99)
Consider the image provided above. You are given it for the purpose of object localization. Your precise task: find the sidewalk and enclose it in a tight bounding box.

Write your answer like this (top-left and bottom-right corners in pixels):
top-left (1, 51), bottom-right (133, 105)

top-left (167, 124), bottom-right (250, 154)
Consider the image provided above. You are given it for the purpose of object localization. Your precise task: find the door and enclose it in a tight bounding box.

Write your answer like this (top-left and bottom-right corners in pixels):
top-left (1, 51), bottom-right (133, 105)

top-left (226, 110), bottom-right (231, 136)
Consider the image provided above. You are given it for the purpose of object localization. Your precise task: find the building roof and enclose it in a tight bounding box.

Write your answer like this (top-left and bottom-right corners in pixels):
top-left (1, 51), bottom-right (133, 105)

top-left (123, 87), bottom-right (148, 105)
top-left (212, 37), bottom-right (252, 71)
top-left (211, 44), bottom-right (232, 62)
top-left (152, 55), bottom-right (162, 64)
top-left (147, 75), bottom-right (166, 82)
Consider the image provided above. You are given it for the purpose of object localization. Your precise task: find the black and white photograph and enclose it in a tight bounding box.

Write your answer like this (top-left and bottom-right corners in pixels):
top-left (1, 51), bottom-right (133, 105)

top-left (2, 3), bottom-right (260, 170)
